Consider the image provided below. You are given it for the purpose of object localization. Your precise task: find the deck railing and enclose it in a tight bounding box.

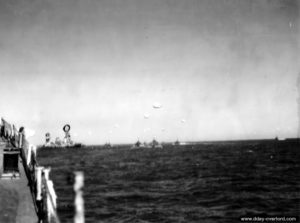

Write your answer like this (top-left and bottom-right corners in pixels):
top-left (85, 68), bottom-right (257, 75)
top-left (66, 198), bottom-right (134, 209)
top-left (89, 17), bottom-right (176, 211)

top-left (0, 118), bottom-right (84, 223)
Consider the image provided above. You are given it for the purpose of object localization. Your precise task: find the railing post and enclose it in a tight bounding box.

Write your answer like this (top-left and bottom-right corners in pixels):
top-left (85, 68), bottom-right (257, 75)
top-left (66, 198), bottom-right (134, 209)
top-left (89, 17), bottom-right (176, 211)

top-left (74, 171), bottom-right (85, 223)
top-left (43, 168), bottom-right (51, 222)
top-left (47, 180), bottom-right (57, 208)
top-left (43, 168), bottom-right (51, 181)
top-left (18, 133), bottom-right (23, 148)
top-left (42, 184), bottom-right (48, 223)
top-left (36, 167), bottom-right (44, 201)
top-left (27, 144), bottom-right (32, 165)
top-left (47, 183), bottom-right (51, 223)
top-left (47, 180), bottom-right (57, 222)
top-left (32, 144), bottom-right (37, 158)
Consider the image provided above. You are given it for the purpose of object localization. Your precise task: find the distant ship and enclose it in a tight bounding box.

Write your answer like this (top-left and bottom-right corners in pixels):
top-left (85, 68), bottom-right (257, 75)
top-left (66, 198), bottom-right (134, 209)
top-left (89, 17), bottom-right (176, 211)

top-left (149, 139), bottom-right (163, 149)
top-left (104, 142), bottom-right (112, 148)
top-left (43, 124), bottom-right (84, 148)
top-left (173, 139), bottom-right (180, 146)
top-left (131, 139), bottom-right (163, 149)
top-left (173, 140), bottom-right (187, 146)
top-left (131, 140), bottom-right (144, 149)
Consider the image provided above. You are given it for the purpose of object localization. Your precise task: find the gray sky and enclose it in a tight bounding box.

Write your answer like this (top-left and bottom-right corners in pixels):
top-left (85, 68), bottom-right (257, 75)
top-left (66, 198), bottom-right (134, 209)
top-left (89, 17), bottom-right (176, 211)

top-left (0, 0), bottom-right (299, 145)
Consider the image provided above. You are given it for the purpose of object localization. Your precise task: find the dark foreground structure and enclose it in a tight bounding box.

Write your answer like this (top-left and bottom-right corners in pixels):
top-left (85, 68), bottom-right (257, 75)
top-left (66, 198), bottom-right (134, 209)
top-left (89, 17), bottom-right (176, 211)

top-left (0, 118), bottom-right (61, 223)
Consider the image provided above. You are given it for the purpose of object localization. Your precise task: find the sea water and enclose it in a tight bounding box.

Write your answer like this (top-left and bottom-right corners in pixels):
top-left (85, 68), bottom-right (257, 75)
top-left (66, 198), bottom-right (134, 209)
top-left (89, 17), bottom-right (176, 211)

top-left (37, 141), bottom-right (299, 223)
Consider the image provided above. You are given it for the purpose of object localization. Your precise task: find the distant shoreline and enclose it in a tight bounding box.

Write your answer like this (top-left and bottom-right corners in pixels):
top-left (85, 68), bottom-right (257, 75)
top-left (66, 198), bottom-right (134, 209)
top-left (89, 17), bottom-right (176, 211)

top-left (63, 137), bottom-right (299, 148)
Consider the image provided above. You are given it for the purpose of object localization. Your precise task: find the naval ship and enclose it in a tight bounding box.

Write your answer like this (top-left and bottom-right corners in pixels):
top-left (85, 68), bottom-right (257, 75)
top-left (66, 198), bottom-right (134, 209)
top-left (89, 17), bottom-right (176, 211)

top-left (43, 124), bottom-right (83, 148)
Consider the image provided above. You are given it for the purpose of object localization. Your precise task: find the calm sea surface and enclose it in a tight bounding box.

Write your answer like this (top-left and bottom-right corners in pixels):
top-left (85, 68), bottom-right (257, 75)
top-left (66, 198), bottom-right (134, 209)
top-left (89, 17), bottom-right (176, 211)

top-left (37, 141), bottom-right (300, 223)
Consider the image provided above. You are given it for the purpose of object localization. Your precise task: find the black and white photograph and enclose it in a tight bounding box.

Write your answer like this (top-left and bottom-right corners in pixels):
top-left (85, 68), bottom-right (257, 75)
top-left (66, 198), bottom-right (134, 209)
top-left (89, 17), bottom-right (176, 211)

top-left (0, 0), bottom-right (299, 222)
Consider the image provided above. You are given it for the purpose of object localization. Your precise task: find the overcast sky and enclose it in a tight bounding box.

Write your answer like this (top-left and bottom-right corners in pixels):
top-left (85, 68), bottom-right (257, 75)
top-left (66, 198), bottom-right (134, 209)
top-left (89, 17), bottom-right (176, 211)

top-left (0, 0), bottom-right (299, 145)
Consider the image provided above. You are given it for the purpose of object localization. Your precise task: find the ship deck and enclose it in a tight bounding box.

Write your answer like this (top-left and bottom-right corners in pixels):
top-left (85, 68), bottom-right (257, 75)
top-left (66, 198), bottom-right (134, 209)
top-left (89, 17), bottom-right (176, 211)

top-left (0, 140), bottom-right (38, 223)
